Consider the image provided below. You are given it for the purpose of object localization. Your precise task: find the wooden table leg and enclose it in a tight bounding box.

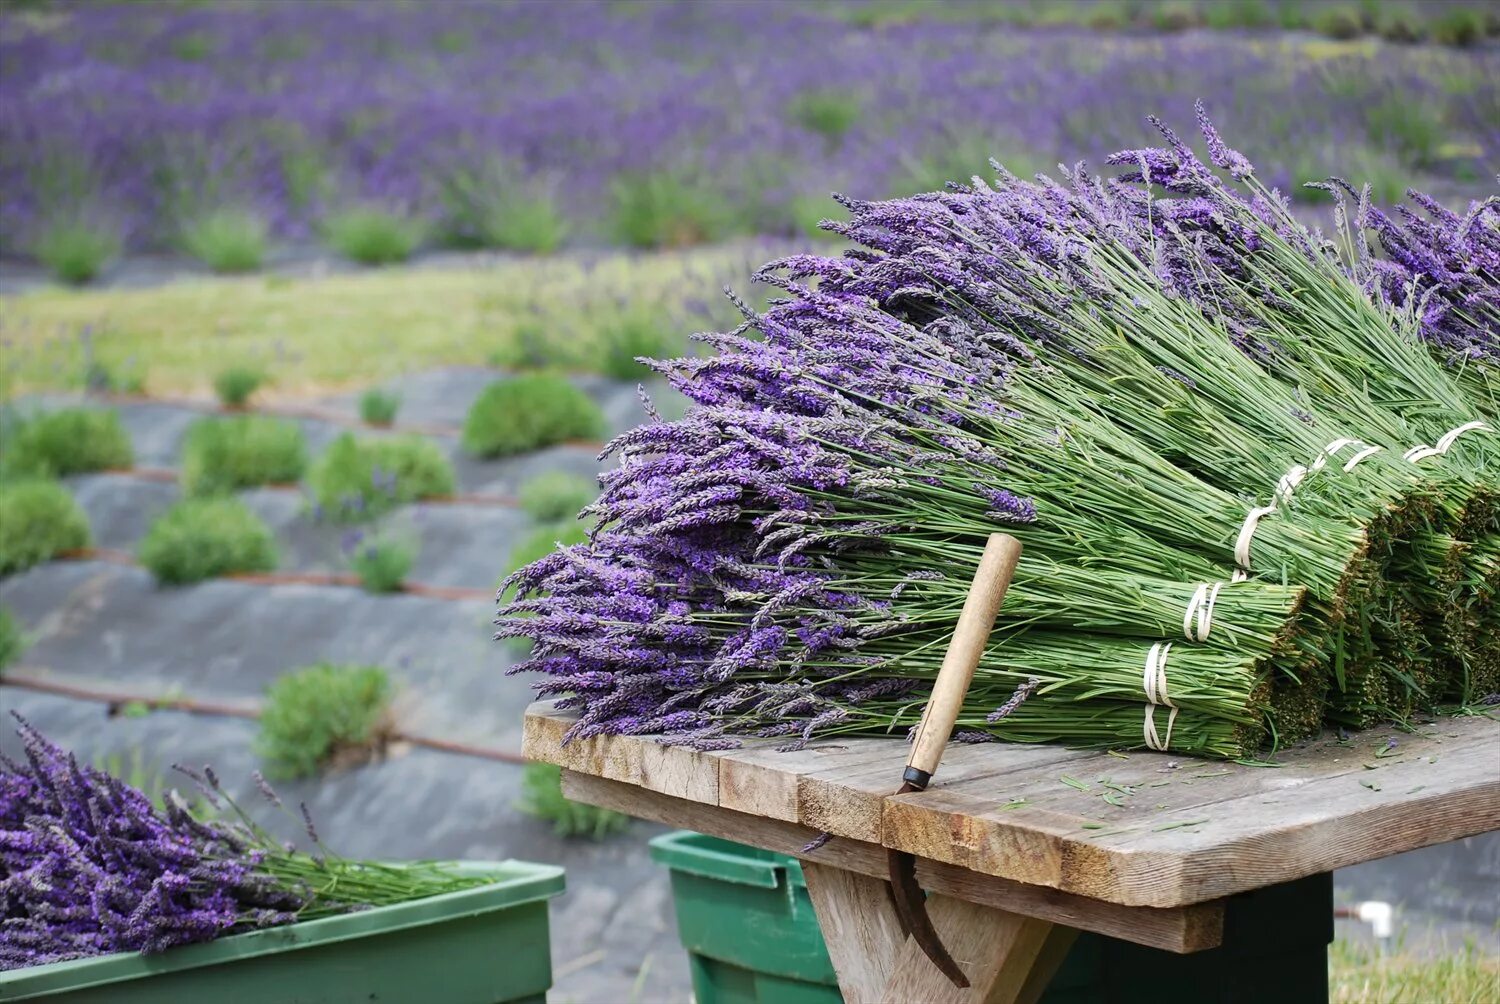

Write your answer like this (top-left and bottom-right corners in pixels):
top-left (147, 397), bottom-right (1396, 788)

top-left (803, 863), bottom-right (1068, 1004)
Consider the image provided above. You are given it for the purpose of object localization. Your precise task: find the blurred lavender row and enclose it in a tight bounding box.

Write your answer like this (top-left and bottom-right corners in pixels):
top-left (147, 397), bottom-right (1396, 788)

top-left (2, 0), bottom-right (1496, 260)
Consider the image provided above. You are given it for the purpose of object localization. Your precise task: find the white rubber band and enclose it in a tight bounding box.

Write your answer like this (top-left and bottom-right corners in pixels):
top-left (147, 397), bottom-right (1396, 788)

top-left (1436, 420), bottom-right (1489, 453)
top-left (1182, 582), bottom-right (1223, 642)
top-left (1234, 505), bottom-right (1276, 571)
top-left (1404, 420), bottom-right (1491, 464)
top-left (1142, 642), bottom-right (1179, 751)
top-left (1310, 438), bottom-right (1358, 472)
top-left (1341, 445), bottom-right (1384, 472)
top-left (1275, 465), bottom-right (1308, 503)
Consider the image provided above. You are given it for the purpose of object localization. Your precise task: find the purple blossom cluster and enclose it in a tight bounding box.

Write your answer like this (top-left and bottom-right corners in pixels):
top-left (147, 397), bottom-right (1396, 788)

top-left (2, 2), bottom-right (1495, 255)
top-left (497, 105), bottom-right (1498, 748)
top-left (0, 718), bottom-right (303, 970)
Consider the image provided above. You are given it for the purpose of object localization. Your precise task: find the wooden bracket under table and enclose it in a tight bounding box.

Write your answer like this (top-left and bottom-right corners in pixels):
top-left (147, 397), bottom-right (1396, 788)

top-left (524, 701), bottom-right (1500, 1003)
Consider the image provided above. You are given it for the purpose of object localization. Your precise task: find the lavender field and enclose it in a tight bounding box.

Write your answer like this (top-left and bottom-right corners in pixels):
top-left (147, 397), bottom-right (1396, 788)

top-left (2, 0), bottom-right (1497, 271)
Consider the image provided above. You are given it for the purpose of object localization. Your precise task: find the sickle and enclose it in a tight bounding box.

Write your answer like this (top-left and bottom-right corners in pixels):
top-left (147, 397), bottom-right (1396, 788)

top-left (885, 532), bottom-right (1022, 989)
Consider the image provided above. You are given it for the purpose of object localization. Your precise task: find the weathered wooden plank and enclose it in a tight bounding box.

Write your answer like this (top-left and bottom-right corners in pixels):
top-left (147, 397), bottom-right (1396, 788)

top-left (719, 738), bottom-right (895, 823)
top-left (801, 864), bottom-right (906, 1004)
top-left (877, 895), bottom-right (1054, 1004)
top-left (529, 703), bottom-right (1500, 909)
top-left (560, 770), bottom-right (1225, 953)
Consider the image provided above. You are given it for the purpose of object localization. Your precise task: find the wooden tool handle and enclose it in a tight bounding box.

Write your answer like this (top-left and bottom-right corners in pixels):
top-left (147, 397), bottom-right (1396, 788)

top-left (904, 533), bottom-right (1022, 786)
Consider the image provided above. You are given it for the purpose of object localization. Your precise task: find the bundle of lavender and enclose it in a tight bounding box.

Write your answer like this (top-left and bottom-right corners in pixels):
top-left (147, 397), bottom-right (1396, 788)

top-left (497, 109), bottom-right (1494, 758)
top-left (0, 717), bottom-right (489, 970)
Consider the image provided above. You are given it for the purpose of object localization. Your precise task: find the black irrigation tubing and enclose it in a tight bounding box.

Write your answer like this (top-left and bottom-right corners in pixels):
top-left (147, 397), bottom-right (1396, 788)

top-left (0, 672), bottom-right (530, 766)
top-left (93, 468), bottom-right (522, 509)
top-left (56, 549), bottom-right (497, 602)
top-left (92, 390), bottom-right (611, 453)
top-left (95, 391), bottom-right (465, 438)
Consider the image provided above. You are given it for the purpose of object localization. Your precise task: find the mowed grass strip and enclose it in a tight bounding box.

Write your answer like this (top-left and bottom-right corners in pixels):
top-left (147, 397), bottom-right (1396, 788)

top-left (1, 242), bottom-right (777, 397)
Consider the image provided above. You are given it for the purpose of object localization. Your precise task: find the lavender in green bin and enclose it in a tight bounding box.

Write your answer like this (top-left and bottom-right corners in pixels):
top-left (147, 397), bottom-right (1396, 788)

top-left (0, 716), bottom-right (488, 971)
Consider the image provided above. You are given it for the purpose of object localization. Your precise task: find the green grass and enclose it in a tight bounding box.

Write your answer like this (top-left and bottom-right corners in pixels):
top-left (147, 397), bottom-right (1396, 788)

top-left (256, 663), bottom-right (392, 780)
top-left (1, 244), bottom-right (765, 397)
top-left (358, 388), bottom-right (401, 426)
top-left (462, 374), bottom-right (606, 458)
top-left (213, 365), bottom-right (267, 408)
top-left (137, 496), bottom-right (278, 584)
top-left (0, 480), bottom-right (91, 576)
top-left (0, 606), bottom-right (26, 674)
top-left (1327, 939), bottom-right (1499, 1003)
top-left (181, 208), bottom-right (269, 274)
top-left (1313, 5), bottom-right (1364, 39)
top-left (179, 414), bottom-right (307, 496)
top-left (518, 471), bottom-right (596, 522)
top-left (323, 206), bottom-right (424, 265)
top-left (307, 432), bottom-right (455, 521)
top-left (517, 762), bottom-right (631, 839)
top-left (0, 408), bottom-right (133, 478)
top-left (33, 220), bottom-right (119, 285)
top-left (343, 528), bottom-right (415, 593)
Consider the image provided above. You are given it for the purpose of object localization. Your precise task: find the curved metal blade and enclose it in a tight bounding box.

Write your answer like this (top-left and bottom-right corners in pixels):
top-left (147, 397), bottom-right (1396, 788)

top-left (887, 784), bottom-right (970, 988)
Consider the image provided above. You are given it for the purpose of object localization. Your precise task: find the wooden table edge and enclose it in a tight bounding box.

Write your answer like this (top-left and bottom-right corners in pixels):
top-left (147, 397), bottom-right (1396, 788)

top-left (560, 768), bottom-right (1225, 954)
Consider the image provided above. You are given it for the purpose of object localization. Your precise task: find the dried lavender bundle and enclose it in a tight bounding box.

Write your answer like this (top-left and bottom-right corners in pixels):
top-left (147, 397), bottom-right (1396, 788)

top-left (0, 718), bottom-right (489, 971)
top-left (497, 109), bottom-right (1491, 757)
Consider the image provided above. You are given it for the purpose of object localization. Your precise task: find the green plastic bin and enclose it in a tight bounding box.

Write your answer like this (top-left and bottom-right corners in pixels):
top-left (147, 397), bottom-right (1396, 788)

top-left (651, 834), bottom-right (1334, 1004)
top-left (649, 830), bottom-right (842, 1004)
top-left (0, 859), bottom-right (565, 1004)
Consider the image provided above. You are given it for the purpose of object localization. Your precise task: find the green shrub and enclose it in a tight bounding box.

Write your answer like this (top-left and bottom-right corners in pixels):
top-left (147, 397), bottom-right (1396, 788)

top-left (891, 137), bottom-right (1049, 197)
top-left (462, 375), bottom-right (606, 458)
top-left (181, 208), bottom-right (268, 273)
top-left (1375, 6), bottom-right (1425, 42)
top-left (1365, 93), bottom-right (1444, 167)
top-left (437, 165), bottom-right (569, 253)
top-left (1312, 5), bottom-right (1364, 39)
top-left (518, 472), bottom-right (596, 522)
top-left (0, 408), bottom-right (133, 478)
top-left (0, 480), bottom-right (91, 575)
top-left (504, 520), bottom-right (591, 580)
top-left (1431, 7), bottom-right (1484, 46)
top-left (785, 192), bottom-right (846, 242)
top-left (137, 497), bottom-right (277, 584)
top-left (179, 415), bottom-right (306, 496)
top-left (213, 365), bottom-right (266, 408)
top-left (358, 388), bottom-right (401, 427)
top-left (788, 89), bottom-right (862, 146)
top-left (342, 528), bottom-right (414, 593)
top-left (256, 663), bottom-right (392, 779)
top-left (0, 607), bottom-right (26, 674)
top-left (33, 220), bottom-right (119, 285)
top-left (596, 303), bottom-right (672, 380)
top-left (518, 763), bottom-right (630, 839)
top-left (1201, 0), bottom-right (1273, 29)
top-left (324, 206), bottom-right (423, 265)
top-left (308, 433), bottom-right (455, 521)
top-left (608, 171), bottom-right (729, 249)
top-left (1151, 2), bottom-right (1198, 31)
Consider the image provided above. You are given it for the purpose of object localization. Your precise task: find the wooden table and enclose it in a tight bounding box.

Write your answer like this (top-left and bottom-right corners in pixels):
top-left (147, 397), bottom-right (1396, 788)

top-left (524, 701), bottom-right (1499, 1003)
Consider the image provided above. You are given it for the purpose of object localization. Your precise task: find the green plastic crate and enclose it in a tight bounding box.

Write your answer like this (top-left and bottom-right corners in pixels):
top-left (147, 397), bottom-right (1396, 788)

top-left (651, 834), bottom-right (1333, 1004)
top-left (649, 830), bottom-right (842, 1004)
top-left (0, 859), bottom-right (564, 1004)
